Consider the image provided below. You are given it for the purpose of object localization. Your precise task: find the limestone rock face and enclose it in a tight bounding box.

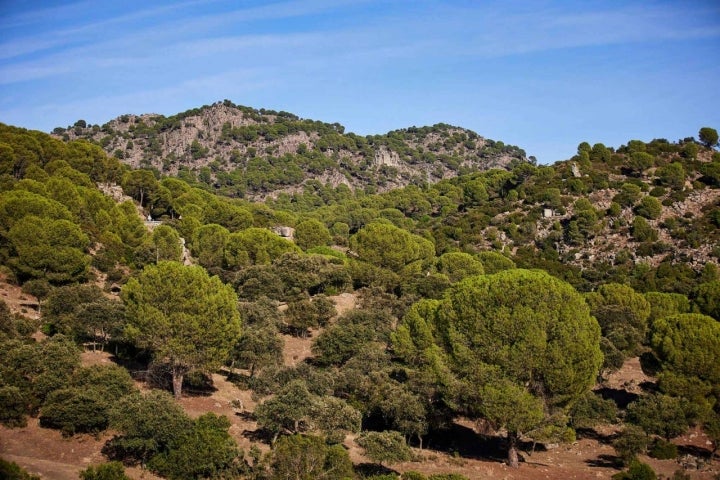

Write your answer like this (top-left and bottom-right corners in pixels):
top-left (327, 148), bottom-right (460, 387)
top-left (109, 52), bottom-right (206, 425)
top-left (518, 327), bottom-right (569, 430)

top-left (56, 101), bottom-right (529, 199)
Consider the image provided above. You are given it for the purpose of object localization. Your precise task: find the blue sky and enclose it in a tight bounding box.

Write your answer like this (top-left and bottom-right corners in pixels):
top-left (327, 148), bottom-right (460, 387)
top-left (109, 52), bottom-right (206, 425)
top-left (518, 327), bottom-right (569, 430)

top-left (1, 0), bottom-right (719, 164)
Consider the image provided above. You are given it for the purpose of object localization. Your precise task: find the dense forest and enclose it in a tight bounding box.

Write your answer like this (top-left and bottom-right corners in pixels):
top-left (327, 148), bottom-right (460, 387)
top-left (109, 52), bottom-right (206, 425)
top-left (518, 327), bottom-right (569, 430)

top-left (0, 115), bottom-right (719, 480)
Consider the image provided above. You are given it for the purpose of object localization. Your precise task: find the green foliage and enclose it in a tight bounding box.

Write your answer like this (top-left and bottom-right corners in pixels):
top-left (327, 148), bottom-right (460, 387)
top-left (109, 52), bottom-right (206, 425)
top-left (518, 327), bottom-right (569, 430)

top-left (295, 218), bottom-right (332, 250)
top-left (38, 364), bottom-right (135, 436)
top-left (699, 127), bottom-right (719, 148)
top-left (312, 318), bottom-right (375, 366)
top-left (586, 283), bottom-right (650, 360)
top-left (350, 222), bottom-right (435, 273)
top-left (612, 460), bottom-right (657, 480)
top-left (0, 459), bottom-right (41, 480)
top-left (273, 252), bottom-right (350, 298)
top-left (436, 252), bottom-right (484, 283)
top-left (72, 364), bottom-right (136, 398)
top-left (121, 169), bottom-right (158, 207)
top-left (475, 251), bottom-right (515, 274)
top-left (150, 224), bottom-right (183, 262)
top-left (644, 292), bottom-right (691, 325)
top-left (478, 379), bottom-right (545, 435)
top-left (626, 394), bottom-right (690, 440)
top-left (79, 462), bottom-right (130, 480)
top-left (0, 385), bottom-right (28, 427)
top-left (6, 215), bottom-right (90, 283)
top-left (311, 395), bottom-right (362, 443)
top-left (284, 295), bottom-right (336, 335)
top-left (357, 430), bottom-right (413, 465)
top-left (148, 413), bottom-right (240, 480)
top-left (402, 472), bottom-right (427, 480)
top-left (107, 391), bottom-right (239, 478)
top-left (232, 325), bottom-right (283, 377)
top-left (627, 152), bottom-right (655, 175)
top-left (0, 299), bottom-right (37, 341)
top-left (693, 280), bottom-right (720, 320)
top-left (396, 270), bottom-right (602, 464)
top-left (225, 228), bottom-right (300, 267)
top-left (191, 223), bottom-right (229, 269)
top-left (631, 216), bottom-right (657, 242)
top-left (0, 334), bottom-right (80, 414)
top-left (656, 162), bottom-right (686, 188)
top-left (40, 387), bottom-right (109, 435)
top-left (569, 391), bottom-right (618, 429)
top-left (649, 313), bottom-right (720, 396)
top-left (271, 434), bottom-right (354, 480)
top-left (255, 380), bottom-right (315, 439)
top-left (635, 196), bottom-right (662, 220)
top-left (122, 261), bottom-right (241, 398)
top-left (43, 284), bottom-right (125, 346)
top-left (648, 438), bottom-right (678, 459)
top-left (107, 390), bottom-right (193, 465)
top-left (613, 425), bottom-right (649, 465)
top-left (444, 270), bottom-right (602, 406)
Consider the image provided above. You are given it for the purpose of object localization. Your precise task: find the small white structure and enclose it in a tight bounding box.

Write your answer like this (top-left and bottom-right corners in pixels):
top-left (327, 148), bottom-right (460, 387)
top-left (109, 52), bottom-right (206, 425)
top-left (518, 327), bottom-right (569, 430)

top-left (543, 208), bottom-right (554, 218)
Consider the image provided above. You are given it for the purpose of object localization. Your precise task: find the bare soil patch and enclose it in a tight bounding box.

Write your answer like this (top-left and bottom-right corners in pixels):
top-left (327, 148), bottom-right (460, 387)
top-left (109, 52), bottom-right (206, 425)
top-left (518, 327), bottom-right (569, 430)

top-left (0, 272), bottom-right (40, 320)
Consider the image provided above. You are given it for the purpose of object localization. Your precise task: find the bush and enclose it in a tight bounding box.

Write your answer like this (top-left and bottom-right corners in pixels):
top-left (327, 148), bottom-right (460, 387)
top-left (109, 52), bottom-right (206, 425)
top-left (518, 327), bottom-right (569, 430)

top-left (613, 426), bottom-right (648, 465)
top-left (0, 385), bottom-right (28, 427)
top-left (648, 438), bottom-right (678, 459)
top-left (39, 388), bottom-right (109, 435)
top-left (79, 462), bottom-right (130, 480)
top-left (0, 459), bottom-right (40, 480)
top-left (612, 460), bottom-right (657, 480)
top-left (357, 430), bottom-right (413, 466)
top-left (569, 391), bottom-right (618, 428)
top-left (271, 434), bottom-right (354, 480)
top-left (105, 391), bottom-right (193, 465)
top-left (147, 413), bottom-right (241, 480)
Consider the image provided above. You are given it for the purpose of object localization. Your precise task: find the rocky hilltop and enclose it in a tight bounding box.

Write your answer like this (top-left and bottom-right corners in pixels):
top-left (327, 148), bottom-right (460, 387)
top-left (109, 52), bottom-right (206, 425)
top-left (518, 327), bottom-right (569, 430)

top-left (54, 100), bottom-right (529, 199)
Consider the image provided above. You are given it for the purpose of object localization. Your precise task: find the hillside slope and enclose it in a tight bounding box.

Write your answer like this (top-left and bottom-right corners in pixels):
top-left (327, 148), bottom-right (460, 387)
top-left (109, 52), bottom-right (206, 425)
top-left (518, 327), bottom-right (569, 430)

top-left (54, 100), bottom-right (529, 199)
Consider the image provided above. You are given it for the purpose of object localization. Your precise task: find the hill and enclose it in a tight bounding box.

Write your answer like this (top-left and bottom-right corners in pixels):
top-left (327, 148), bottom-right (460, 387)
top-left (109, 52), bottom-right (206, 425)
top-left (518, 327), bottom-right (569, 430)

top-left (1, 119), bottom-right (719, 480)
top-left (53, 100), bottom-right (529, 199)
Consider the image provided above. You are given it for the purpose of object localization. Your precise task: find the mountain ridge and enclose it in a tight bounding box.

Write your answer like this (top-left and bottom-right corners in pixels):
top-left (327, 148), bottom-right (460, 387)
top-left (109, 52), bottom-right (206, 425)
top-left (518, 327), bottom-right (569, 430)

top-left (53, 100), bottom-right (530, 199)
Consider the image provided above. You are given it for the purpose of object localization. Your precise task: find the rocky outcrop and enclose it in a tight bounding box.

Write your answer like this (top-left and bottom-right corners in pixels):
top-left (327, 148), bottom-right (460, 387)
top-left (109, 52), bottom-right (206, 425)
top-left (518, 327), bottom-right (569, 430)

top-left (55, 101), bottom-right (529, 198)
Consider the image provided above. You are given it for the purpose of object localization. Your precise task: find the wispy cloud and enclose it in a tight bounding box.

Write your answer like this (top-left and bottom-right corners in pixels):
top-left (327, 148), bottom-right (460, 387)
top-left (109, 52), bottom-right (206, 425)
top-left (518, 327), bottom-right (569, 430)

top-left (2, 0), bottom-right (718, 162)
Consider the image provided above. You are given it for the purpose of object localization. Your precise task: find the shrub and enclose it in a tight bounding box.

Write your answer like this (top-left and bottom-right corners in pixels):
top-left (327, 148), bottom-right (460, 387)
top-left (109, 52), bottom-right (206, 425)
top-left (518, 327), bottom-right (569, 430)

top-left (357, 430), bottom-right (413, 466)
top-left (613, 426), bottom-right (648, 465)
top-left (39, 388), bottom-right (109, 436)
top-left (79, 462), bottom-right (130, 480)
top-left (0, 459), bottom-right (40, 480)
top-left (648, 438), bottom-right (678, 459)
top-left (0, 385), bottom-right (28, 427)
top-left (271, 434), bottom-right (354, 480)
top-left (569, 391), bottom-right (618, 428)
top-left (612, 460), bottom-right (657, 480)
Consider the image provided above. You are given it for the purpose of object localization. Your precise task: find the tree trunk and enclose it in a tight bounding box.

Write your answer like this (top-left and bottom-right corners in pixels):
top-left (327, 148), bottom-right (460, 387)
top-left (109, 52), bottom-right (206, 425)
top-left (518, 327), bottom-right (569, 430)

top-left (171, 365), bottom-right (184, 400)
top-left (507, 430), bottom-right (520, 468)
